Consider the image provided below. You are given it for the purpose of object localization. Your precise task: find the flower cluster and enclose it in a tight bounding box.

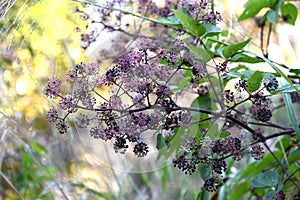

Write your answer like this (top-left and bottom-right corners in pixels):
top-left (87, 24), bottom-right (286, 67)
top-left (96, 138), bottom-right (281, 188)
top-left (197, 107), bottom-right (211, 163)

top-left (44, 0), bottom-right (299, 195)
top-left (45, 77), bottom-right (60, 99)
top-left (45, 34), bottom-right (200, 157)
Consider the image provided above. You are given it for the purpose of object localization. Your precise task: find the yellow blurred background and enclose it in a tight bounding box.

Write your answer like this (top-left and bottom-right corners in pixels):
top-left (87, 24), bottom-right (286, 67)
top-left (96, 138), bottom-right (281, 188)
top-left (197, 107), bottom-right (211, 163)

top-left (0, 0), bottom-right (86, 124)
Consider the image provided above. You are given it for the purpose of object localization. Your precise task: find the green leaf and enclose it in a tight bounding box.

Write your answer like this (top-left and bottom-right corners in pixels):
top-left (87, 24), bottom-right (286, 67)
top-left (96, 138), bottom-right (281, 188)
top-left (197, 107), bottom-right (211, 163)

top-left (281, 3), bottom-right (298, 25)
top-left (139, 173), bottom-right (151, 188)
top-left (245, 51), bottom-right (300, 94)
top-left (246, 71), bottom-right (264, 92)
top-left (275, 136), bottom-right (289, 150)
top-left (157, 133), bottom-right (166, 149)
top-left (239, 0), bottom-right (277, 21)
top-left (161, 166), bottom-right (168, 191)
top-left (221, 39), bottom-right (251, 58)
top-left (200, 165), bottom-right (212, 180)
top-left (30, 140), bottom-right (47, 156)
top-left (186, 122), bottom-right (205, 139)
top-left (230, 152), bottom-right (280, 188)
top-left (281, 75), bottom-right (300, 138)
top-left (220, 131), bottom-right (230, 138)
top-left (270, 84), bottom-right (300, 94)
top-left (264, 72), bottom-right (276, 81)
top-left (184, 190), bottom-right (198, 200)
top-left (171, 78), bottom-right (191, 90)
top-left (264, 190), bottom-right (276, 200)
top-left (253, 188), bottom-right (265, 197)
top-left (173, 9), bottom-right (206, 37)
top-left (217, 185), bottom-right (229, 200)
top-left (230, 181), bottom-right (251, 200)
top-left (290, 69), bottom-right (300, 75)
top-left (187, 45), bottom-right (213, 62)
top-left (156, 133), bottom-right (168, 159)
top-left (282, 91), bottom-right (300, 139)
top-left (202, 23), bottom-right (221, 37)
top-left (288, 148), bottom-right (300, 164)
top-left (266, 10), bottom-right (277, 24)
top-left (223, 66), bottom-right (251, 86)
top-left (156, 15), bottom-right (183, 28)
top-left (206, 123), bottom-right (219, 139)
top-left (166, 127), bottom-right (185, 157)
top-left (251, 171), bottom-right (280, 188)
top-left (199, 188), bottom-right (210, 200)
top-left (230, 53), bottom-right (263, 63)
top-left (191, 95), bottom-right (212, 110)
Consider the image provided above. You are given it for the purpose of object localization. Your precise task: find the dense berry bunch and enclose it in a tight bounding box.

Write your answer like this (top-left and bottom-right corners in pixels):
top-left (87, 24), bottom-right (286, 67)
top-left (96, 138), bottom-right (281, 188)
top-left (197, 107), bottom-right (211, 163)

top-left (216, 62), bottom-right (228, 75)
top-left (223, 89), bottom-right (234, 103)
top-left (263, 76), bottom-right (279, 92)
top-left (250, 106), bottom-right (272, 122)
top-left (234, 79), bottom-right (247, 91)
top-left (250, 145), bottom-right (265, 160)
top-left (203, 177), bottom-right (219, 192)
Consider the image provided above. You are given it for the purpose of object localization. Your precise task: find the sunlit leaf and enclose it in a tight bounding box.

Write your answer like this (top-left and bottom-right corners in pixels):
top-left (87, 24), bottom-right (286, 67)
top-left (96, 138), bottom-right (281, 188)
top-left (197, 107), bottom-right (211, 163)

top-left (202, 23), bottom-right (221, 37)
top-left (246, 70), bottom-right (264, 92)
top-left (266, 10), bottom-right (277, 24)
top-left (269, 84), bottom-right (298, 94)
top-left (221, 39), bottom-right (251, 58)
top-left (220, 131), bottom-right (230, 138)
top-left (187, 45), bottom-right (213, 62)
top-left (156, 15), bottom-right (183, 28)
top-left (230, 53), bottom-right (263, 63)
top-left (173, 9), bottom-right (206, 37)
top-left (244, 50), bottom-right (300, 95)
top-left (239, 0), bottom-right (277, 21)
top-left (191, 96), bottom-right (212, 110)
top-left (281, 3), bottom-right (298, 25)
top-left (217, 185), bottom-right (229, 200)
top-left (206, 123), bottom-right (219, 139)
